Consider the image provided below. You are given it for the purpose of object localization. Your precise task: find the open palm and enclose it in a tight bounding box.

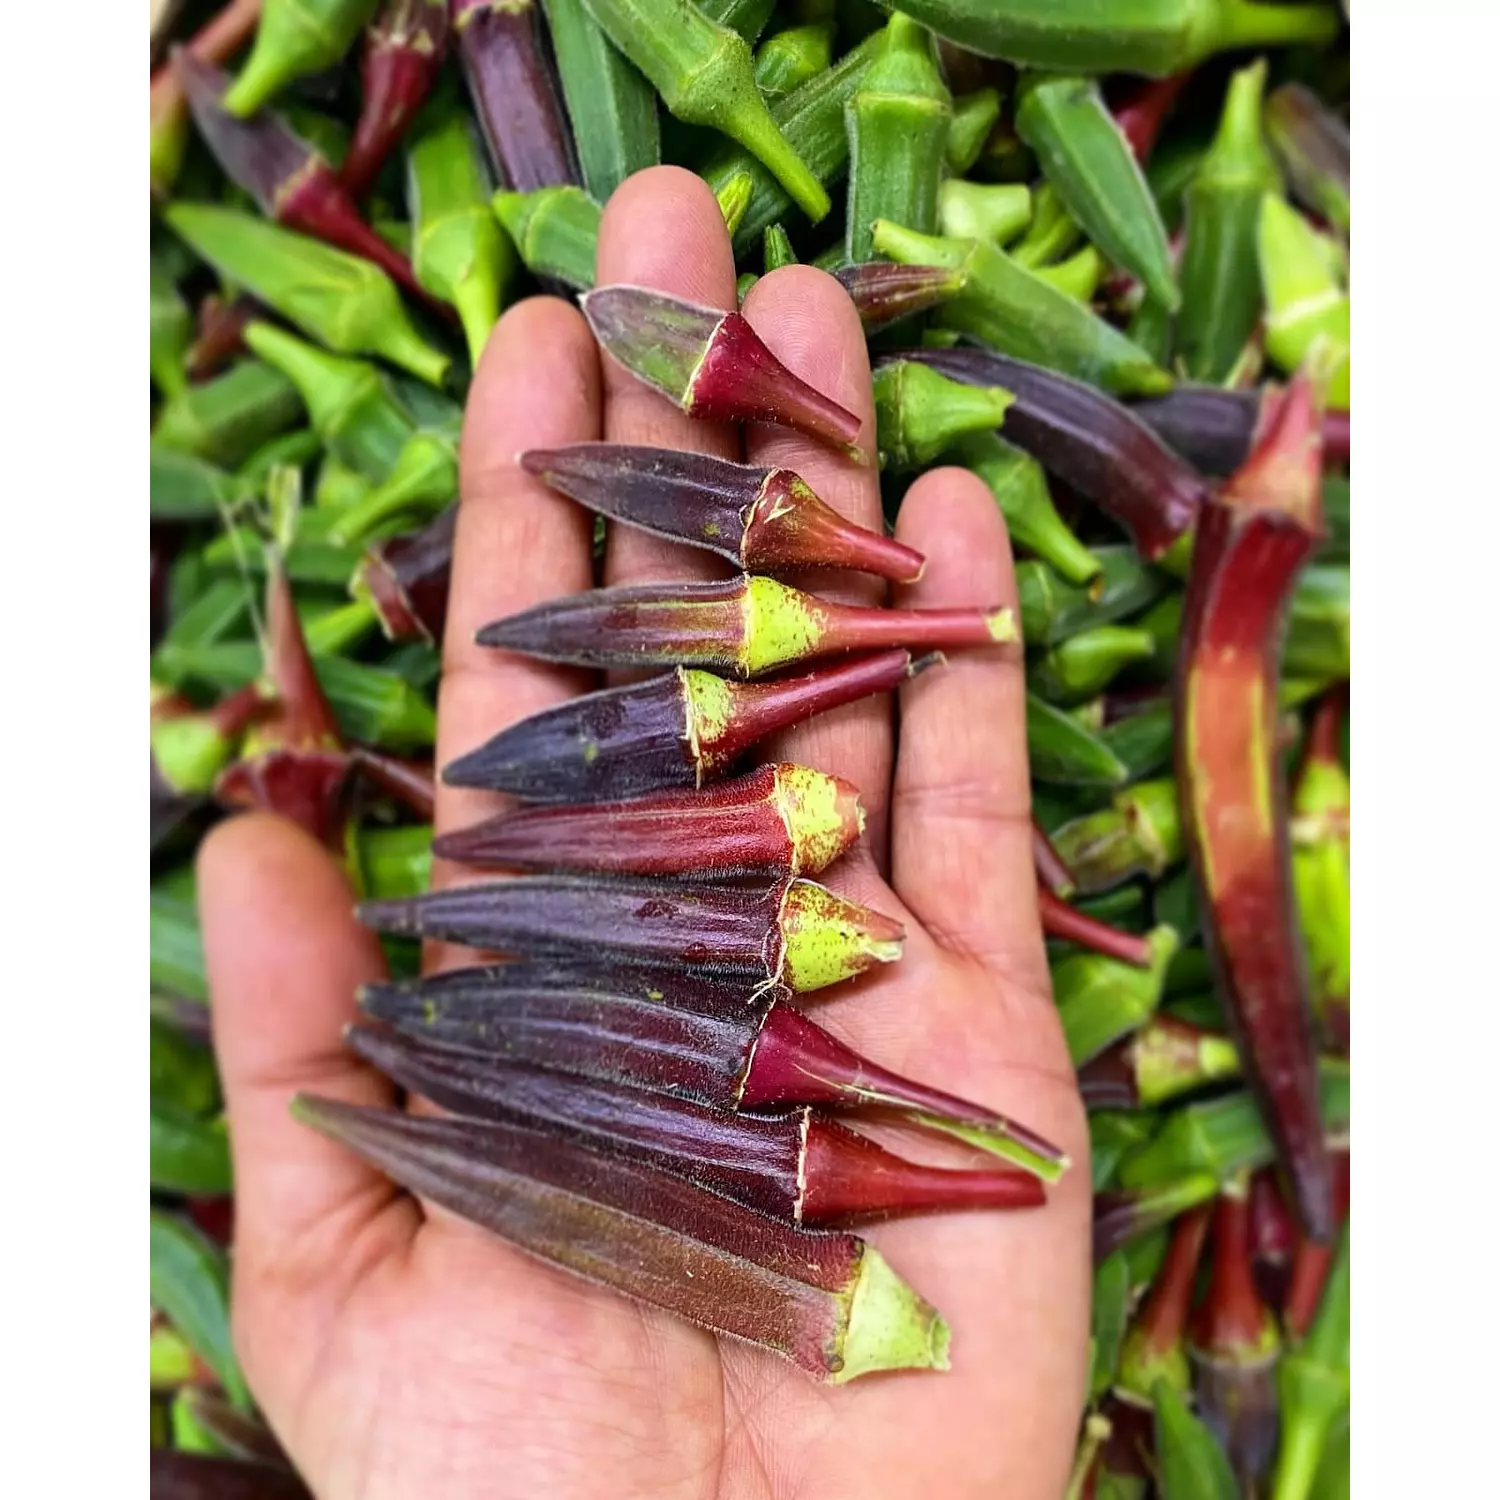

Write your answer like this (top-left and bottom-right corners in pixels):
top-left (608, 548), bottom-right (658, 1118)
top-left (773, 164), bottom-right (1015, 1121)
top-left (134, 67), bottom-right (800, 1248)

top-left (199, 167), bottom-right (1090, 1500)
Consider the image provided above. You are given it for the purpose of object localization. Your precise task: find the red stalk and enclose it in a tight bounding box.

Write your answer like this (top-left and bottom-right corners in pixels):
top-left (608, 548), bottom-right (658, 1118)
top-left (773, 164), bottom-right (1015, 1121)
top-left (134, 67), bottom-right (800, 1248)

top-left (1038, 888), bottom-right (1152, 966)
top-left (173, 51), bottom-right (430, 303)
top-left (348, 747), bottom-right (436, 820)
top-left (1116, 1204), bottom-right (1210, 1400)
top-left (476, 573), bottom-right (1015, 678)
top-left (186, 294), bottom-right (257, 382)
top-left (1111, 73), bottom-right (1192, 163)
top-left (1282, 1150), bottom-right (1350, 1341)
top-left (434, 762), bottom-right (865, 880)
top-left (341, 0), bottom-right (450, 200)
top-left (347, 1023), bottom-right (1045, 1225)
top-left (1032, 816), bottom-right (1077, 899)
top-left (452, 0), bottom-right (577, 191)
top-left (1174, 367), bottom-right (1335, 1242)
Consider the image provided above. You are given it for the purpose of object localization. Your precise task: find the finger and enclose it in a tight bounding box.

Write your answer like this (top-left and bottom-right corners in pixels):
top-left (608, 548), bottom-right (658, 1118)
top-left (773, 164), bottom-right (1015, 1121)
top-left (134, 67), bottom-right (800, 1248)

top-left (431, 296), bottom-right (603, 965)
top-left (198, 814), bottom-right (417, 1400)
top-left (890, 466), bottom-right (1053, 1005)
top-left (739, 266), bottom-right (895, 877)
top-left (595, 166), bottom-right (740, 589)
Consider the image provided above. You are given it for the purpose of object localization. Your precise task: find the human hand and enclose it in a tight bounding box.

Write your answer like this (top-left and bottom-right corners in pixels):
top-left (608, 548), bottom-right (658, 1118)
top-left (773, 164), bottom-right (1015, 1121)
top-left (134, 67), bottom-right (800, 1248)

top-left (198, 166), bottom-right (1091, 1500)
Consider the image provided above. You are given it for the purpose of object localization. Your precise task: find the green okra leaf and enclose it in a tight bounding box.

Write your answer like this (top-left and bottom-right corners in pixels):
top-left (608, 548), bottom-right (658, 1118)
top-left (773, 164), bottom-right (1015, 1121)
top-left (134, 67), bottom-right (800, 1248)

top-left (1056, 924), bottom-right (1179, 1066)
top-left (408, 103), bottom-right (516, 370)
top-left (150, 1211), bottom-right (252, 1411)
top-left (1153, 1379), bottom-right (1240, 1500)
top-left (151, 1105), bottom-right (233, 1195)
top-left (945, 88), bottom-right (1003, 176)
top-left (754, 22), bottom-right (835, 100)
top-left (151, 1019), bottom-right (220, 1120)
top-left (166, 204), bottom-right (451, 387)
top-left (581, 0), bottom-right (830, 221)
top-left (874, 221), bottom-right (1172, 398)
top-left (151, 445), bottom-right (254, 522)
top-left (1089, 1250), bottom-right (1133, 1403)
top-left (153, 361), bottom-right (306, 471)
top-left (1176, 60), bottom-right (1281, 383)
top-left (843, 13), bottom-right (952, 263)
top-left (1028, 693), bottom-right (1131, 789)
top-left (1016, 74), bottom-right (1178, 311)
top-left (545, 0), bottom-right (661, 202)
top-left (494, 185), bottom-right (603, 291)
top-left (957, 433), bottom-right (1101, 586)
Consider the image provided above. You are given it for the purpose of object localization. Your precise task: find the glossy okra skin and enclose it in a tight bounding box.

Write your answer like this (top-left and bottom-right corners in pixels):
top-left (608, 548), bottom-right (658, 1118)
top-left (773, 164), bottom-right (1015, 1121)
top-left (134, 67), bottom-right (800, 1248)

top-left (442, 650), bottom-right (928, 802)
top-left (294, 1094), bottom-right (951, 1382)
top-left (544, 0), bottom-right (659, 202)
top-left (872, 221), bottom-right (1173, 398)
top-left (581, 0), bottom-right (829, 221)
top-left (520, 443), bottom-right (925, 581)
top-left (476, 573), bottom-right (1013, 679)
top-left (493, 185), bottom-right (602, 291)
top-left (1016, 73), bottom-right (1178, 311)
top-left (452, 0), bottom-right (578, 192)
top-left (346, 1024), bottom-right (1045, 1225)
top-left (1176, 60), bottom-right (1281, 383)
top-left (872, 362), bottom-right (1013, 472)
top-left (843, 14), bottom-right (951, 263)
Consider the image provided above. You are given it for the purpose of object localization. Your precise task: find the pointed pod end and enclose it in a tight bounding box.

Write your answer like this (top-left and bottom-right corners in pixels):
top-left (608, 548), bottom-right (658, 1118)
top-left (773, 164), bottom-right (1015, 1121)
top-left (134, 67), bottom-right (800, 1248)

top-left (772, 764), bottom-right (867, 877)
top-left (832, 1247), bottom-right (951, 1383)
top-left (778, 880), bottom-right (906, 992)
top-left (919, 1115), bottom-right (1070, 1185)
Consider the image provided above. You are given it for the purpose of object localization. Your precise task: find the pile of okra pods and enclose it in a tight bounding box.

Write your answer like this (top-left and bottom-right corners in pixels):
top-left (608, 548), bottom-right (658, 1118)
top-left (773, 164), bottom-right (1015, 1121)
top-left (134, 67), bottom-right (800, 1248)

top-left (150, 1), bottom-right (1350, 1495)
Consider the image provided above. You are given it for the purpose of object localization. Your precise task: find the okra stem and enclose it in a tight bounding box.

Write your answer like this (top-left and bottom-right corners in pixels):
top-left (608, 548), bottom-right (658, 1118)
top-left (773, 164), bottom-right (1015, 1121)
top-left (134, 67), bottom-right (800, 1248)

top-left (1040, 890), bottom-right (1152, 968)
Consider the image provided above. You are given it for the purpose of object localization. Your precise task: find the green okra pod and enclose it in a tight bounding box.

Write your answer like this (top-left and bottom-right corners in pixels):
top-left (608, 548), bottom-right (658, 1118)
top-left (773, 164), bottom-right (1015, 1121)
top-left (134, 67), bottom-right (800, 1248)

top-left (1015, 74), bottom-right (1178, 311)
top-left (1176, 60), bottom-right (1281, 383)
top-left (1258, 195), bottom-right (1349, 410)
top-left (407, 102), bottom-right (516, 369)
top-left (153, 360), bottom-right (305, 470)
top-left (1153, 1379), bottom-right (1240, 1500)
top-left (873, 221), bottom-right (1172, 398)
top-left (150, 445), bottom-right (254, 522)
top-left (1030, 244), bottom-right (1106, 304)
top-left (843, 14), bottom-right (952, 263)
top-left (1284, 564), bottom-right (1349, 682)
top-left (223, 0), bottom-right (381, 117)
top-left (872, 361), bottom-right (1013, 471)
top-left (240, 427), bottom-right (325, 484)
top-left (1031, 625), bottom-right (1157, 705)
top-left (1099, 700), bottom-right (1175, 783)
top-left (494, 185), bottom-right (602, 291)
top-left (581, 0), bottom-right (830, 221)
top-left (1016, 546), bottom-right (1167, 648)
top-left (152, 1106), bottom-right (233, 1195)
top-left (763, 222), bottom-right (798, 271)
top-left (1089, 1251), bottom-right (1133, 1402)
top-left (327, 427), bottom-right (459, 544)
top-left (937, 180), bottom-right (1032, 247)
top-left (165, 204), bottom-right (451, 386)
top-left (151, 259), bottom-right (194, 399)
top-left (1027, 693), bottom-right (1131, 789)
top-left (703, 0), bottom-right (777, 43)
top-left (150, 1211), bottom-right (251, 1412)
top-left (868, 1), bottom-right (1340, 78)
top-left (544, 0), bottom-right (660, 202)
top-left (945, 88), bottom-right (1003, 176)
top-left (754, 22), bottom-right (835, 100)
top-left (150, 1018), bottom-right (220, 1120)
top-left (1051, 777), bottom-right (1184, 894)
top-left (243, 322), bottom-right (418, 480)
top-left (151, 868), bottom-right (208, 1001)
top-left (955, 433), bottom-right (1101, 586)
top-left (1264, 83), bottom-right (1349, 237)
top-left (700, 30), bottom-right (884, 254)
top-left (1008, 182), bottom-right (1081, 269)
top-left (1055, 924), bottom-right (1179, 1066)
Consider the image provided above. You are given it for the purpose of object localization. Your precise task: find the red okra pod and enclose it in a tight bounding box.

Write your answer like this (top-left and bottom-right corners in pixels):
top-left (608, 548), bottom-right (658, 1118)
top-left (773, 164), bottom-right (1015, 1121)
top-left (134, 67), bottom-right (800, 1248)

top-left (358, 871), bottom-right (904, 992)
top-left (442, 649), bottom-right (934, 802)
top-left (347, 1023), bottom-right (1045, 1224)
top-left (214, 558), bottom-right (351, 846)
top-left (1130, 383), bottom-right (1351, 478)
top-left (832, 261), bottom-right (968, 332)
top-left (434, 762), bottom-right (864, 879)
top-left (1282, 1150), bottom-right (1350, 1342)
top-left (1039, 889), bottom-right (1153, 968)
top-left (1115, 1203), bottom-right (1210, 1401)
top-left (476, 573), bottom-right (1015, 678)
top-left (1189, 1180), bottom-right (1283, 1491)
top-left (341, 0), bottom-right (450, 200)
top-left (1174, 369), bottom-right (1336, 1242)
top-left (1077, 1016), bottom-right (1241, 1111)
top-left (879, 346), bottom-right (1207, 562)
top-left (1110, 73), bottom-right (1191, 164)
top-left (186, 294), bottom-right (258, 382)
top-left (355, 503), bottom-right (455, 644)
top-left (520, 443), bottom-right (925, 582)
top-left (348, 747), bottom-right (436, 820)
top-left (295, 1093), bottom-right (950, 1381)
top-left (174, 51), bottom-right (428, 303)
top-left (452, 0), bottom-right (577, 191)
top-left (357, 960), bottom-right (1068, 1177)
top-left (581, 285), bottom-right (864, 454)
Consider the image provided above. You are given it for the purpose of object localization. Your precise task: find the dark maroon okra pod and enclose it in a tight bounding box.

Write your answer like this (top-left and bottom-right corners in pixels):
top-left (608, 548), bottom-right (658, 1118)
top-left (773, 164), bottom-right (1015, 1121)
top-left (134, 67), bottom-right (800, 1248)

top-left (1111, 73), bottom-right (1192, 163)
top-left (520, 444), bottom-right (925, 582)
top-left (347, 1023), bottom-right (1047, 1224)
top-left (173, 50), bottom-right (428, 302)
top-left (879, 347), bottom-right (1208, 562)
top-left (348, 747), bottom-right (437, 820)
top-left (832, 262), bottom-right (968, 333)
top-left (342, 0), bottom-right (450, 200)
top-left (356, 504), bottom-right (455, 644)
top-left (581, 285), bottom-right (865, 454)
top-left (186, 294), bottom-right (258, 381)
top-left (1130, 384), bottom-right (1351, 477)
top-left (295, 1094), bottom-right (950, 1381)
top-left (442, 650), bottom-right (935, 803)
top-left (452, 0), bottom-right (577, 191)
top-left (476, 574), bottom-right (1014, 678)
top-left (434, 762), bottom-right (865, 879)
top-left (357, 961), bottom-right (1066, 1177)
